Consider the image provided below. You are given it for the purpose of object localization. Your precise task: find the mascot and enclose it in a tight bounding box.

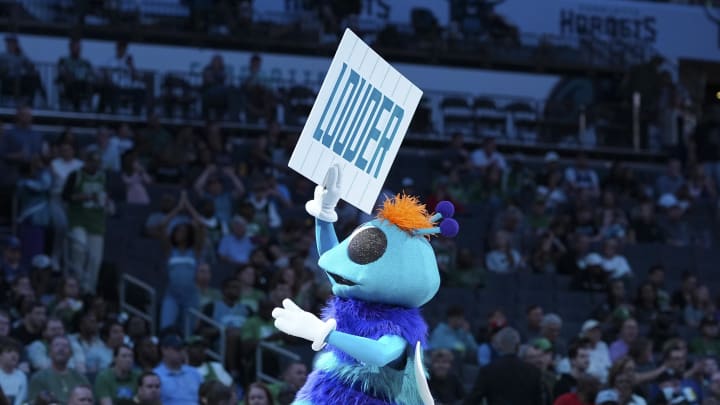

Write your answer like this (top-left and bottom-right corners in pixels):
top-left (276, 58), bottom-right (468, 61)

top-left (272, 165), bottom-right (459, 405)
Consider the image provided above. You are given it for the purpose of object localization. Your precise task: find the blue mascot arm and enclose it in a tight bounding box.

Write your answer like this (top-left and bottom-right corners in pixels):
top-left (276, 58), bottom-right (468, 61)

top-left (327, 332), bottom-right (406, 367)
top-left (316, 219), bottom-right (339, 255)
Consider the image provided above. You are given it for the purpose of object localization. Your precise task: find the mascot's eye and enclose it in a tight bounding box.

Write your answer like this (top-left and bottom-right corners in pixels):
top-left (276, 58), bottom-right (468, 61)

top-left (347, 227), bottom-right (387, 265)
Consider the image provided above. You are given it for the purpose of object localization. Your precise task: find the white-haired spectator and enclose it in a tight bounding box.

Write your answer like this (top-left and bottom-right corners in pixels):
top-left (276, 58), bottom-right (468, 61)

top-left (540, 313), bottom-right (567, 358)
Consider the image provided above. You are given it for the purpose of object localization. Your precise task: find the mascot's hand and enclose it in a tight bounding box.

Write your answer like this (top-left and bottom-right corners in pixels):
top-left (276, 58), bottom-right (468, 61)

top-left (272, 298), bottom-right (337, 351)
top-left (306, 164), bottom-right (342, 223)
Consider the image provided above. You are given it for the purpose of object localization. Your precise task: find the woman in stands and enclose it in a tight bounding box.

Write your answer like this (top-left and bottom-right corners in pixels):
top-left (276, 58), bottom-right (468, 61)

top-left (159, 194), bottom-right (205, 331)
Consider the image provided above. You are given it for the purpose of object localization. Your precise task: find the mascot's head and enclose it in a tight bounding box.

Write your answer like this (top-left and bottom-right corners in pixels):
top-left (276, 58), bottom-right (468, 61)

top-left (319, 195), bottom-right (459, 308)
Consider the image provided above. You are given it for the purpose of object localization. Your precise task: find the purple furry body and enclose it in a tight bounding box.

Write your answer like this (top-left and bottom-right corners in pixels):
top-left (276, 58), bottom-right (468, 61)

top-left (295, 296), bottom-right (427, 404)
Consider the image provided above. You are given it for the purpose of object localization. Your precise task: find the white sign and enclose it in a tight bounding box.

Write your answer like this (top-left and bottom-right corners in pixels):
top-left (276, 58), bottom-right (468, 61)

top-left (288, 29), bottom-right (422, 214)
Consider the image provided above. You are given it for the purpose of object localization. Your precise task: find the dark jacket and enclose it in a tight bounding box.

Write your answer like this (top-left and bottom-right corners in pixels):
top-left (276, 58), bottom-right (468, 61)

top-left (464, 355), bottom-right (546, 405)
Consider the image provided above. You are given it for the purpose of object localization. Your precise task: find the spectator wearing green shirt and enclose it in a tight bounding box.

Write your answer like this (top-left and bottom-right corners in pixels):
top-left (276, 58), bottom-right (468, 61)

top-left (115, 371), bottom-right (161, 405)
top-left (94, 344), bottom-right (140, 405)
top-left (690, 317), bottom-right (720, 357)
top-left (28, 335), bottom-right (89, 403)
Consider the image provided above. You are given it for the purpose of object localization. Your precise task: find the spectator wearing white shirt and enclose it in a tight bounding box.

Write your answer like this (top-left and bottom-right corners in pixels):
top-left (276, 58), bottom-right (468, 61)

top-left (49, 141), bottom-right (83, 270)
top-left (95, 126), bottom-right (133, 172)
top-left (565, 152), bottom-right (600, 197)
top-left (600, 238), bottom-right (632, 280)
top-left (485, 230), bottom-right (524, 274)
top-left (68, 310), bottom-right (112, 374)
top-left (580, 319), bottom-right (611, 384)
top-left (0, 336), bottom-right (27, 405)
top-left (27, 317), bottom-right (86, 373)
top-left (98, 40), bottom-right (146, 115)
top-left (471, 136), bottom-right (507, 173)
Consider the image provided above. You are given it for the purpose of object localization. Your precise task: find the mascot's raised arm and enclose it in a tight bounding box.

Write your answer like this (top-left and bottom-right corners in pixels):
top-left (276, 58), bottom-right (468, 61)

top-left (272, 164), bottom-right (459, 405)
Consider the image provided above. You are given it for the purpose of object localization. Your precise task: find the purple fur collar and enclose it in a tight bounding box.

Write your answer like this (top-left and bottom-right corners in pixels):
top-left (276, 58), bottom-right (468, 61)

top-left (321, 296), bottom-right (428, 363)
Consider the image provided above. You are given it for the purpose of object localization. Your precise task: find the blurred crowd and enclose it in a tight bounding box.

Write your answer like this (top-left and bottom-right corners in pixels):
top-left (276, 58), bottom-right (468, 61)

top-left (0, 92), bottom-right (719, 404)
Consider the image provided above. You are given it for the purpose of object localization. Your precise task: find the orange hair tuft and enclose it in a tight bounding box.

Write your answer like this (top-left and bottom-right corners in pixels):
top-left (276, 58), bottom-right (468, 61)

top-left (376, 194), bottom-right (435, 233)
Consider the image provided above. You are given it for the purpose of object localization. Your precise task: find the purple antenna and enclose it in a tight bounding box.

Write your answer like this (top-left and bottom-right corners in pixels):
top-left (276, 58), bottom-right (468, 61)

top-left (435, 201), bottom-right (455, 219)
top-left (439, 218), bottom-right (459, 238)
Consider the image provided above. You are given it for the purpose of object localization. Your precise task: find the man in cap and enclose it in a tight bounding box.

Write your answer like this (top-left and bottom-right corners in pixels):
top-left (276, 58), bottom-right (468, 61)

top-left (186, 336), bottom-right (232, 386)
top-left (62, 150), bottom-right (109, 293)
top-left (581, 319), bottom-right (611, 383)
top-left (153, 334), bottom-right (202, 405)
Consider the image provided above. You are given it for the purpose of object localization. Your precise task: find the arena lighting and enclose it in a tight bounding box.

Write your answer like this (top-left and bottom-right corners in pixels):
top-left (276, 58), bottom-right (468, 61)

top-left (716, 90), bottom-right (720, 100)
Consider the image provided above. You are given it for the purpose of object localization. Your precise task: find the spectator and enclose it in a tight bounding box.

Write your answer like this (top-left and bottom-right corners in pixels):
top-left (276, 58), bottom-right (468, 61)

top-left (27, 317), bottom-right (86, 372)
top-left (690, 317), bottom-right (720, 356)
top-left (657, 194), bottom-right (692, 246)
top-left (67, 385), bottom-right (93, 405)
top-left (94, 344), bottom-right (139, 405)
top-left (69, 309), bottom-right (111, 373)
top-left (684, 285), bottom-right (714, 328)
top-left (133, 335), bottom-right (159, 372)
top-left (519, 305), bottom-right (544, 341)
top-left (541, 313), bottom-right (567, 357)
top-left (597, 238), bottom-right (632, 280)
top-left (28, 335), bottom-right (89, 403)
top-left (595, 389), bottom-right (621, 405)
top-left (428, 349), bottom-right (465, 405)
top-left (656, 158), bottom-right (685, 196)
top-left (521, 340), bottom-right (554, 402)
top-left (672, 272), bottom-right (698, 310)
top-left (99, 40), bottom-right (145, 114)
top-left (244, 382), bottom-right (274, 405)
top-left (706, 371), bottom-right (720, 403)
top-left (49, 276), bottom-right (84, 327)
top-left (0, 337), bottom-right (26, 405)
top-left (10, 301), bottom-right (46, 345)
top-left (0, 35), bottom-right (43, 104)
top-left (2, 106), bottom-right (47, 165)
top-left (245, 178), bottom-right (284, 232)
top-left (269, 362), bottom-right (307, 405)
top-left (471, 136), bottom-right (507, 173)
top-left (121, 151), bottom-right (152, 205)
top-left (565, 153), bottom-right (600, 197)
top-left (242, 54), bottom-right (275, 124)
top-left (160, 218), bottom-right (204, 330)
top-left (428, 305), bottom-right (478, 359)
top-left (116, 371), bottom-right (161, 405)
top-left (62, 150), bottom-right (111, 293)
top-left (15, 155), bottom-right (52, 261)
top-left (631, 201), bottom-right (665, 243)
top-left (647, 265), bottom-right (671, 311)
top-left (553, 374), bottom-right (601, 405)
top-left (650, 369), bottom-right (700, 405)
top-left (686, 164), bottom-right (717, 202)
top-left (186, 336), bottom-right (232, 386)
top-left (153, 334), bottom-right (202, 405)
top-left (581, 320), bottom-right (612, 384)
top-left (464, 327), bottom-right (544, 405)
top-left (96, 126), bottom-right (133, 173)
top-left (56, 38), bottom-right (95, 111)
top-left (485, 230), bottom-right (523, 274)
top-left (531, 230), bottom-right (566, 273)
top-left (196, 262), bottom-right (221, 309)
top-left (199, 380), bottom-right (235, 405)
top-left (202, 54), bottom-right (231, 120)
top-left (218, 216), bottom-right (255, 266)
top-left (610, 318), bottom-right (639, 362)
top-left (608, 365), bottom-right (647, 405)
top-left (236, 265), bottom-right (266, 313)
top-left (49, 141), bottom-right (83, 270)
top-left (634, 282), bottom-right (660, 324)
top-left (194, 164), bottom-right (245, 226)
top-left (555, 338), bottom-right (592, 399)
top-left (0, 237), bottom-right (26, 286)
top-left (201, 277), bottom-right (249, 375)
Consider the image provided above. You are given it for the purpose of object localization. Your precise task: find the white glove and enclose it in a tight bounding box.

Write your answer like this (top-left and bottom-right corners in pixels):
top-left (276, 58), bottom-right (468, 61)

top-left (272, 298), bottom-right (337, 351)
top-left (305, 164), bottom-right (342, 223)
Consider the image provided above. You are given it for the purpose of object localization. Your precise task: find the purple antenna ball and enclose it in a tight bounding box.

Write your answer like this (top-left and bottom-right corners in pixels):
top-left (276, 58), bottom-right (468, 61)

top-left (435, 201), bottom-right (455, 219)
top-left (439, 218), bottom-right (459, 238)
